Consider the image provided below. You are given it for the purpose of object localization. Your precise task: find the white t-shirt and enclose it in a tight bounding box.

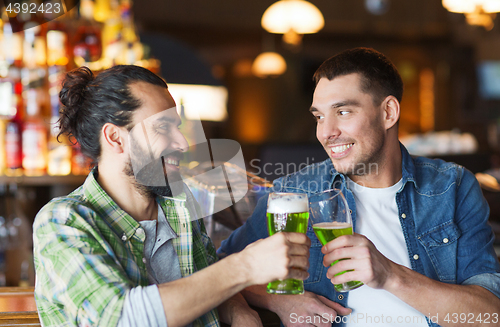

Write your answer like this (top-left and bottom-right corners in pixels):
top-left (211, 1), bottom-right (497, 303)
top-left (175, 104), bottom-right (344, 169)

top-left (344, 177), bottom-right (428, 327)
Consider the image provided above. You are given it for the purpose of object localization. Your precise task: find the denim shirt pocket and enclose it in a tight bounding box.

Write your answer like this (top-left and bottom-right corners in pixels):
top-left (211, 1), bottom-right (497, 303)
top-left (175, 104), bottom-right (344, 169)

top-left (304, 224), bottom-right (324, 284)
top-left (417, 221), bottom-right (461, 283)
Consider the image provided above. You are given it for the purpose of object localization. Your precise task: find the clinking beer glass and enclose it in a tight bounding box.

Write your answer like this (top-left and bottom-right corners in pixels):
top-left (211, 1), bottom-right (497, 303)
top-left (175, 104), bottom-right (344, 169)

top-left (266, 192), bottom-right (309, 295)
top-left (309, 189), bottom-right (363, 292)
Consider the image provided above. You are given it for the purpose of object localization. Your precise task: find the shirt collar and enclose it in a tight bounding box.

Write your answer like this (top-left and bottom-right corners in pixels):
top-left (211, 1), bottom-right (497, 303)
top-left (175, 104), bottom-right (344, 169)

top-left (82, 167), bottom-right (141, 241)
top-left (399, 142), bottom-right (418, 190)
top-left (328, 142), bottom-right (416, 191)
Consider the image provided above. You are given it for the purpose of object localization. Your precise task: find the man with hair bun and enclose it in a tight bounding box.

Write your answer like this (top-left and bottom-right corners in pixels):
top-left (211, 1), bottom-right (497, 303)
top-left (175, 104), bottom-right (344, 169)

top-left (33, 65), bottom-right (311, 327)
top-left (219, 48), bottom-right (500, 326)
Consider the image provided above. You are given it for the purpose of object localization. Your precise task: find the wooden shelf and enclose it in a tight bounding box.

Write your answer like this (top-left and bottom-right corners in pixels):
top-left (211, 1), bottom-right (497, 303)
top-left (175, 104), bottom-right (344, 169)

top-left (0, 175), bottom-right (86, 186)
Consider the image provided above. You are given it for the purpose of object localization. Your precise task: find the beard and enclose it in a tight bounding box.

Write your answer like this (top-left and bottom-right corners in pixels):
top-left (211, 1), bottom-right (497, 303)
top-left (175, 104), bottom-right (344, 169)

top-left (326, 128), bottom-right (385, 177)
top-left (124, 149), bottom-right (185, 198)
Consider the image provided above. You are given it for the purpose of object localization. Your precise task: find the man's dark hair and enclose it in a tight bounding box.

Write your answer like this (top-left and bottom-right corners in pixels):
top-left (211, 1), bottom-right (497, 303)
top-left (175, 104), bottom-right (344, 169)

top-left (58, 65), bottom-right (168, 162)
top-left (313, 47), bottom-right (403, 105)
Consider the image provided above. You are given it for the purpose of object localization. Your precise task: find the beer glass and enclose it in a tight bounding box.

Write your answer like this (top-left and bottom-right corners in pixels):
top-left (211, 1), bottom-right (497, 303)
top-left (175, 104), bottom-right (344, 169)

top-left (309, 189), bottom-right (363, 292)
top-left (266, 192), bottom-right (309, 295)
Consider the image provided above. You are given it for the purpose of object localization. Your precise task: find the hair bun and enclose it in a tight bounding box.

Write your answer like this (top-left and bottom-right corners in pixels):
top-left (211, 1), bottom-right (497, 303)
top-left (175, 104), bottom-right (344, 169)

top-left (58, 67), bottom-right (95, 139)
top-left (59, 66), bottom-right (94, 110)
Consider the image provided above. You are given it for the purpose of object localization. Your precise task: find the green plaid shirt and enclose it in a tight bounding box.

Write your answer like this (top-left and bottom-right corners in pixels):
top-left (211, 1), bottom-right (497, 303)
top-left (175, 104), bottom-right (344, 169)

top-left (33, 169), bottom-right (220, 327)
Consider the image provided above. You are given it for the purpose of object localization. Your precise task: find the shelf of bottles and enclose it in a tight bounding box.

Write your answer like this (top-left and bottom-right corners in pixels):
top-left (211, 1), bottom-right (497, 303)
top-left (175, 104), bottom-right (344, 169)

top-left (0, 0), bottom-right (161, 286)
top-left (0, 0), bottom-right (160, 179)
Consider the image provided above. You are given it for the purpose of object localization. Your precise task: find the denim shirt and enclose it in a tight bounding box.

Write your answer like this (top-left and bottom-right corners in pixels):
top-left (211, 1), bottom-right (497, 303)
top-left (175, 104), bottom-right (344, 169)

top-left (218, 144), bottom-right (500, 327)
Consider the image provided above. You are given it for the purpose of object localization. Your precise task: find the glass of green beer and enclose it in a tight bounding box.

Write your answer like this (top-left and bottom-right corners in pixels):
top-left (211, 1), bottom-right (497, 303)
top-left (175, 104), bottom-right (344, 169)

top-left (266, 192), bottom-right (309, 295)
top-left (309, 189), bottom-right (363, 292)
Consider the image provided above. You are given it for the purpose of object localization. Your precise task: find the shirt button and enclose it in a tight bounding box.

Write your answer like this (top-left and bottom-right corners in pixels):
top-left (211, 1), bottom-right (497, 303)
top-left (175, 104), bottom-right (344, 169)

top-left (338, 294), bottom-right (344, 300)
top-left (443, 238), bottom-right (449, 244)
top-left (142, 258), bottom-right (146, 264)
top-left (136, 228), bottom-right (144, 235)
top-left (401, 213), bottom-right (407, 219)
top-left (413, 254), bottom-right (419, 260)
top-left (182, 223), bottom-right (186, 228)
top-left (121, 234), bottom-right (127, 241)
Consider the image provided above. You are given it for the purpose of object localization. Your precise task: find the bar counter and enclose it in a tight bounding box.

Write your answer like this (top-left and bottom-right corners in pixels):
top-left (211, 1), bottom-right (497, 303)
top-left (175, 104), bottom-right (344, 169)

top-left (0, 287), bottom-right (40, 326)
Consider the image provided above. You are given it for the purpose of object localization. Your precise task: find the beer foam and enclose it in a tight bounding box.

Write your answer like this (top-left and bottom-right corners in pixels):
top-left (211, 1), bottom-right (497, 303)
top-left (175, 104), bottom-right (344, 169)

top-left (267, 194), bottom-right (308, 213)
top-left (313, 222), bottom-right (352, 229)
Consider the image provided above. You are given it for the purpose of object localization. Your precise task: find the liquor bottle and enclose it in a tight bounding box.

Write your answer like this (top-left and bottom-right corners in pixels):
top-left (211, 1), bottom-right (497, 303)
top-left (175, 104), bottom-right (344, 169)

top-left (46, 20), bottom-right (69, 68)
top-left (0, 14), bottom-right (4, 64)
top-left (46, 16), bottom-right (72, 175)
top-left (47, 113), bottom-right (71, 176)
top-left (0, 188), bottom-right (6, 286)
top-left (4, 69), bottom-right (23, 176)
top-left (23, 23), bottom-right (47, 69)
top-left (73, 0), bottom-right (102, 66)
top-left (2, 15), bottom-right (23, 69)
top-left (102, 0), bottom-right (125, 65)
top-left (22, 88), bottom-right (48, 176)
top-left (94, 0), bottom-right (112, 23)
top-left (0, 120), bottom-right (5, 174)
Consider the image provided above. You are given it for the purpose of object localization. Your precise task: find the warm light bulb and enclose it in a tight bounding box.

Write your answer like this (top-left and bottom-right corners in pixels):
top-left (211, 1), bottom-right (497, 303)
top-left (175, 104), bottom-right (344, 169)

top-left (261, 0), bottom-right (324, 34)
top-left (252, 52), bottom-right (287, 78)
top-left (442, 0), bottom-right (500, 13)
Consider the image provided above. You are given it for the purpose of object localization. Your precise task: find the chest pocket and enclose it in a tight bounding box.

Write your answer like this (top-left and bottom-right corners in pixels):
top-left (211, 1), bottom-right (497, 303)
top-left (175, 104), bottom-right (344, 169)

top-left (304, 224), bottom-right (324, 284)
top-left (417, 222), bottom-right (461, 283)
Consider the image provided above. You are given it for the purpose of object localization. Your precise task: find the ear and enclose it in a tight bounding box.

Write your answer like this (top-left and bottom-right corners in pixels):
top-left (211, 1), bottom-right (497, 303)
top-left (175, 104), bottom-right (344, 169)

top-left (382, 96), bottom-right (400, 130)
top-left (101, 123), bottom-right (127, 154)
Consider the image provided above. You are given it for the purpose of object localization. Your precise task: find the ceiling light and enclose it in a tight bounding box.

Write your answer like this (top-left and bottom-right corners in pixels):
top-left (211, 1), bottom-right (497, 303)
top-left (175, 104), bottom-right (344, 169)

top-left (442, 0), bottom-right (500, 29)
top-left (261, 0), bottom-right (324, 45)
top-left (252, 52), bottom-right (287, 78)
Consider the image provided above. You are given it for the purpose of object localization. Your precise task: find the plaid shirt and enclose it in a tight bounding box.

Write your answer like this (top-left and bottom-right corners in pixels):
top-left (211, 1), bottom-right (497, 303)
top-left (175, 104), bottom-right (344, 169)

top-left (33, 169), bottom-right (220, 327)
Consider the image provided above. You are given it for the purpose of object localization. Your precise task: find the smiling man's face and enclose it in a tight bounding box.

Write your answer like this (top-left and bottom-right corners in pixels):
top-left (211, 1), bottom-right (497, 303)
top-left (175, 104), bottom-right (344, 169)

top-left (311, 73), bottom-right (387, 177)
top-left (126, 82), bottom-right (189, 197)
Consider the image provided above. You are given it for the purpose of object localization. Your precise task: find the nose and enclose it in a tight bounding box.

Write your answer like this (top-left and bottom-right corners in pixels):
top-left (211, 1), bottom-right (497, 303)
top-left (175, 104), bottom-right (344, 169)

top-left (172, 128), bottom-right (189, 153)
top-left (318, 116), bottom-right (341, 142)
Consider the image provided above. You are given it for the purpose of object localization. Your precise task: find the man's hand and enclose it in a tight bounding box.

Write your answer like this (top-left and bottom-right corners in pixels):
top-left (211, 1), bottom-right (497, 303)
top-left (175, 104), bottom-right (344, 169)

top-left (321, 233), bottom-right (397, 289)
top-left (270, 291), bottom-right (352, 327)
top-left (239, 233), bottom-right (311, 286)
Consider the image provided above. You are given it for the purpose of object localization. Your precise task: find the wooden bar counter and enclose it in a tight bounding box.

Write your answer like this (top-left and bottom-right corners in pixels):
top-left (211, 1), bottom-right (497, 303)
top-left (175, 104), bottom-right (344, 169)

top-left (0, 287), bottom-right (40, 326)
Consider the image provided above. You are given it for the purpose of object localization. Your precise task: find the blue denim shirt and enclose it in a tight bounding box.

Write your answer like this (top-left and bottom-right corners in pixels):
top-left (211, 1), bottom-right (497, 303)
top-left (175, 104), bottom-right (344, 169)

top-left (218, 144), bottom-right (500, 327)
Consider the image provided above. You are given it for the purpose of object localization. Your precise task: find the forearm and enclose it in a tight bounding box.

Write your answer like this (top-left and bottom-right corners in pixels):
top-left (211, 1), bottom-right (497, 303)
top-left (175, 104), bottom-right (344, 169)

top-left (117, 285), bottom-right (167, 327)
top-left (388, 264), bottom-right (500, 327)
top-left (158, 253), bottom-right (252, 327)
top-left (159, 232), bottom-right (310, 326)
top-left (218, 292), bottom-right (261, 326)
top-left (241, 285), bottom-right (275, 311)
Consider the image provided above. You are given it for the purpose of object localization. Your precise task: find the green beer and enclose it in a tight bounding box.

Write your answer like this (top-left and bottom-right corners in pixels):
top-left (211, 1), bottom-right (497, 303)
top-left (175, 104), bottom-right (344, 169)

top-left (267, 212), bottom-right (309, 235)
top-left (313, 222), bottom-right (363, 292)
top-left (266, 193), bottom-right (309, 295)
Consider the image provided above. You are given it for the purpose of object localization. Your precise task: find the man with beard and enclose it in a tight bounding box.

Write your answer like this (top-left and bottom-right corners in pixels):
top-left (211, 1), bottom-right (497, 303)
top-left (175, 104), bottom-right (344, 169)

top-left (33, 65), bottom-right (311, 327)
top-left (218, 48), bottom-right (500, 326)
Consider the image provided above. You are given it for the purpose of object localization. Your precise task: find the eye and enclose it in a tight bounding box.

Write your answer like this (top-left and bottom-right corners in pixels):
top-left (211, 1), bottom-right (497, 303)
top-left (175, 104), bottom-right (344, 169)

top-left (313, 114), bottom-right (324, 122)
top-left (155, 123), bottom-right (172, 133)
top-left (339, 110), bottom-right (350, 116)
